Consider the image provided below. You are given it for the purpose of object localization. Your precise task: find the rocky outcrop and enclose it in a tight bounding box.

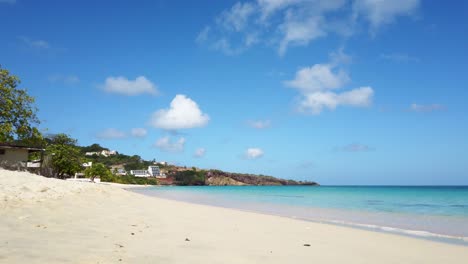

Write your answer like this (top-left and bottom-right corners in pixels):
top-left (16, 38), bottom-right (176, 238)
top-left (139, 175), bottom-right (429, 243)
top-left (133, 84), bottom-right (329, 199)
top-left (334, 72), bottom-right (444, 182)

top-left (206, 175), bottom-right (246, 186)
top-left (206, 170), bottom-right (318, 186)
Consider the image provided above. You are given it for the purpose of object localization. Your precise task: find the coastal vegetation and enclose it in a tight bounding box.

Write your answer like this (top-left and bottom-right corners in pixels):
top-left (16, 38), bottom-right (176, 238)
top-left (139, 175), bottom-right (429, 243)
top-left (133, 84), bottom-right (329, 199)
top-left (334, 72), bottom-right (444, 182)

top-left (85, 163), bottom-right (111, 182)
top-left (0, 66), bottom-right (42, 145)
top-left (45, 134), bottom-right (83, 179)
top-left (172, 169), bottom-right (206, 186)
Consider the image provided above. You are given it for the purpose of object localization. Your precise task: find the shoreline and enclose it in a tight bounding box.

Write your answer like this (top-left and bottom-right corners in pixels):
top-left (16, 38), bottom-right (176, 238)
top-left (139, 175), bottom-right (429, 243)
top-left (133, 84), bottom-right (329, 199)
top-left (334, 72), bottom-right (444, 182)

top-left (2, 169), bottom-right (468, 263)
top-left (130, 187), bottom-right (468, 246)
top-left (132, 188), bottom-right (468, 246)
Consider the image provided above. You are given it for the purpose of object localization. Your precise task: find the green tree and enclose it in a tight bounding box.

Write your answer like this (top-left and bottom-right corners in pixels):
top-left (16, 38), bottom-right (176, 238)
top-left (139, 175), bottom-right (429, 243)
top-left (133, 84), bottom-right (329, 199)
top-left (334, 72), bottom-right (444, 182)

top-left (45, 134), bottom-right (83, 178)
top-left (80, 143), bottom-right (108, 153)
top-left (174, 170), bottom-right (206, 186)
top-left (85, 163), bottom-right (112, 182)
top-left (0, 66), bottom-right (40, 143)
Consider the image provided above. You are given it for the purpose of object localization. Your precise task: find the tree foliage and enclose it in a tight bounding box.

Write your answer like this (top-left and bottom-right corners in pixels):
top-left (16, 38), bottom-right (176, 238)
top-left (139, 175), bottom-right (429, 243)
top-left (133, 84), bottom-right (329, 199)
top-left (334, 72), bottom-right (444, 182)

top-left (45, 134), bottom-right (83, 178)
top-left (85, 163), bottom-right (111, 182)
top-left (0, 66), bottom-right (40, 143)
top-left (102, 174), bottom-right (158, 185)
top-left (174, 169), bottom-right (206, 185)
top-left (80, 143), bottom-right (108, 153)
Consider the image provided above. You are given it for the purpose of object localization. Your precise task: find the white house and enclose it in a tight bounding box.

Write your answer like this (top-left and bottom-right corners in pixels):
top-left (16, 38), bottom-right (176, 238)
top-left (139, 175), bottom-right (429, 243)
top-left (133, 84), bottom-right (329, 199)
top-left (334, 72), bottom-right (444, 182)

top-left (85, 150), bottom-right (117, 157)
top-left (130, 170), bottom-right (149, 177)
top-left (130, 166), bottom-right (166, 178)
top-left (101, 150), bottom-right (117, 157)
top-left (148, 166), bottom-right (160, 177)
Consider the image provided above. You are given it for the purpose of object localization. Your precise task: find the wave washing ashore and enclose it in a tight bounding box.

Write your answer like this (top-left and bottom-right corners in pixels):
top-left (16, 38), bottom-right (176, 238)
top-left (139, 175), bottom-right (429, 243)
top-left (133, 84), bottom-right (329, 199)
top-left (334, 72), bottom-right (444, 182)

top-left (133, 185), bottom-right (468, 245)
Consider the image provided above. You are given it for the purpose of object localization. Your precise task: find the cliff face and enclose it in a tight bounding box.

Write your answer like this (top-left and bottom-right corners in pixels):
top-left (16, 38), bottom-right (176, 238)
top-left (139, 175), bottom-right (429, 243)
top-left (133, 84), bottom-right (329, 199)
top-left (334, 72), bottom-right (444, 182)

top-left (205, 175), bottom-right (246, 186)
top-left (205, 170), bottom-right (318, 186)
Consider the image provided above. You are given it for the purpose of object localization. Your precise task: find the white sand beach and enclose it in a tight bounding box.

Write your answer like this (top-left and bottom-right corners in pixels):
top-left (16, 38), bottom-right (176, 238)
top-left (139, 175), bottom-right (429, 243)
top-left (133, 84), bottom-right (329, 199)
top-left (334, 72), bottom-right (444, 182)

top-left (1, 169), bottom-right (468, 264)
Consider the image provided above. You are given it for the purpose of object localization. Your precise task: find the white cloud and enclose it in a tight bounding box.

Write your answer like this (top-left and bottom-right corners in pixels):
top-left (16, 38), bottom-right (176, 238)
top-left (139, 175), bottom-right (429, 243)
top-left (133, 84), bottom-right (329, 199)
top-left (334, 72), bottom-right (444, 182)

top-left (212, 38), bottom-right (244, 56)
top-left (410, 103), bottom-right (445, 112)
top-left (196, 26), bottom-right (211, 43)
top-left (48, 74), bottom-right (79, 85)
top-left (285, 51), bottom-right (373, 114)
top-left (245, 148), bottom-right (264, 159)
top-left (96, 128), bottom-right (127, 139)
top-left (131, 128), bottom-right (147, 138)
top-left (248, 120), bottom-right (271, 129)
top-left (18, 36), bottom-right (50, 50)
top-left (257, 0), bottom-right (299, 20)
top-left (194, 148), bottom-right (206, 158)
top-left (102, 76), bottom-right (158, 96)
top-left (217, 2), bottom-right (256, 32)
top-left (353, 0), bottom-right (420, 31)
top-left (380, 53), bottom-right (419, 63)
top-left (149, 94), bottom-right (210, 130)
top-left (198, 0), bottom-right (419, 56)
top-left (154, 136), bottom-right (186, 153)
top-left (278, 15), bottom-right (325, 56)
top-left (297, 87), bottom-right (374, 114)
top-left (284, 63), bottom-right (349, 92)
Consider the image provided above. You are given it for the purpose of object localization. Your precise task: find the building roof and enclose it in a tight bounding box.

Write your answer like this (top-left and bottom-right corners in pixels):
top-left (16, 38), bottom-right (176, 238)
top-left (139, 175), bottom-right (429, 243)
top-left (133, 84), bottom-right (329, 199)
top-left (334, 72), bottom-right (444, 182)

top-left (0, 143), bottom-right (45, 151)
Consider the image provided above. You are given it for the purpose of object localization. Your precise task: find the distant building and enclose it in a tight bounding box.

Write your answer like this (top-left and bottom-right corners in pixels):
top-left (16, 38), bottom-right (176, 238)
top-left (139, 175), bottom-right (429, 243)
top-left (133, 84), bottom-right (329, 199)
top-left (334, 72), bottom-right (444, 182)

top-left (116, 168), bottom-right (126, 176)
top-left (148, 166), bottom-right (160, 177)
top-left (130, 170), bottom-right (149, 177)
top-left (130, 166), bottom-right (166, 178)
top-left (101, 150), bottom-right (117, 157)
top-left (85, 150), bottom-right (117, 157)
top-left (0, 143), bottom-right (44, 170)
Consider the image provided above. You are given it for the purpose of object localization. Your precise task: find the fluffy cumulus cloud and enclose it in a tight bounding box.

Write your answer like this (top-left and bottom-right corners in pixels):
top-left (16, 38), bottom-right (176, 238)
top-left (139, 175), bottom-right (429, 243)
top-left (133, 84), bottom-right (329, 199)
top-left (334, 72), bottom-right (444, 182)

top-left (194, 148), bottom-right (206, 158)
top-left (248, 119), bottom-right (271, 129)
top-left (285, 51), bottom-right (373, 114)
top-left (131, 128), bottom-right (147, 138)
top-left (154, 136), bottom-right (186, 153)
top-left (102, 76), bottom-right (158, 96)
top-left (284, 64), bottom-right (350, 93)
top-left (245, 148), bottom-right (264, 159)
top-left (149, 94), bottom-right (210, 130)
top-left (197, 0), bottom-right (420, 56)
top-left (409, 103), bottom-right (445, 112)
top-left (96, 128), bottom-right (127, 139)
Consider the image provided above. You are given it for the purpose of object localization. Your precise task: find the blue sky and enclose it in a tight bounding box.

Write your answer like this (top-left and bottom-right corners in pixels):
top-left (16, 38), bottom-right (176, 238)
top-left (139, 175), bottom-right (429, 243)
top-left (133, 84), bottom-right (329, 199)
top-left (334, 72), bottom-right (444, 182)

top-left (1, 0), bottom-right (468, 185)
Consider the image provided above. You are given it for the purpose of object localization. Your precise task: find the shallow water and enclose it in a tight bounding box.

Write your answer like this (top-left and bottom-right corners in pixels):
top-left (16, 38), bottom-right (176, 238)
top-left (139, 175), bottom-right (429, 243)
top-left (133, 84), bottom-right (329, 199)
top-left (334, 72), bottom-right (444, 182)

top-left (132, 185), bottom-right (468, 244)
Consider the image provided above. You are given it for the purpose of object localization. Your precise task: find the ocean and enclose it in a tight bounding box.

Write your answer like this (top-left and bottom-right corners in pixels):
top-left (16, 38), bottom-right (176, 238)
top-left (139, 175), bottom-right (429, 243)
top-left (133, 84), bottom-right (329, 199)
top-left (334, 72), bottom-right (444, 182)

top-left (132, 185), bottom-right (468, 244)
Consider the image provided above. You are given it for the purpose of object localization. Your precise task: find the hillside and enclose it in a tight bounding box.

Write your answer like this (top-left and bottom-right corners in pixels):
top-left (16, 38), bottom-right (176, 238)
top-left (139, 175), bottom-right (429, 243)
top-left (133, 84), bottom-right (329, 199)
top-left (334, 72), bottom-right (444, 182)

top-left (80, 144), bottom-right (318, 186)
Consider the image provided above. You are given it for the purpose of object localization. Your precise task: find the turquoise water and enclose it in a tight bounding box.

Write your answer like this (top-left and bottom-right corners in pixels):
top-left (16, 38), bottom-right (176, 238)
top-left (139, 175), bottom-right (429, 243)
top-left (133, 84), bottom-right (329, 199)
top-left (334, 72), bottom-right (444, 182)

top-left (133, 186), bottom-right (468, 243)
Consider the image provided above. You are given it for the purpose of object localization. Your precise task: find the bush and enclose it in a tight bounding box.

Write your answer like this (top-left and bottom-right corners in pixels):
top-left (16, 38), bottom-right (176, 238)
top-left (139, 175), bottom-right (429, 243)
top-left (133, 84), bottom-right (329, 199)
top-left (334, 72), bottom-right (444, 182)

top-left (174, 170), bottom-right (205, 186)
top-left (102, 174), bottom-right (158, 185)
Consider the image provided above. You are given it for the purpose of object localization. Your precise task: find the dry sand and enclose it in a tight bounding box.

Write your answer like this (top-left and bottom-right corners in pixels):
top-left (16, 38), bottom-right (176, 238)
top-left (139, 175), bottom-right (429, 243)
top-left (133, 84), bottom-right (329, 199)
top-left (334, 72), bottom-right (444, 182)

top-left (1, 169), bottom-right (467, 263)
